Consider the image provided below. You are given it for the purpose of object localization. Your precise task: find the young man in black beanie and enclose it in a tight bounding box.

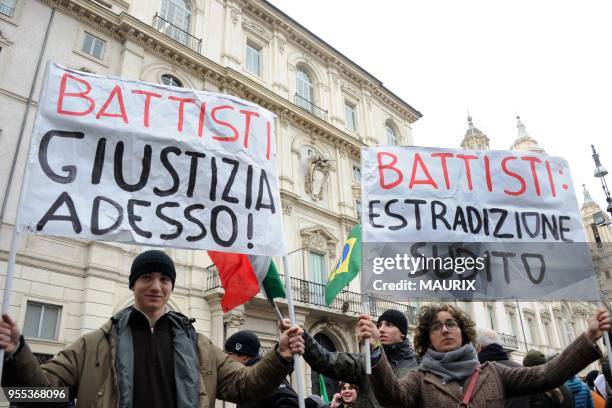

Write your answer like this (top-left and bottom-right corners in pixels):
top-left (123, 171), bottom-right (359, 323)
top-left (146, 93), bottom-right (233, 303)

top-left (299, 309), bottom-right (418, 408)
top-left (1, 250), bottom-right (305, 408)
top-left (225, 330), bottom-right (299, 408)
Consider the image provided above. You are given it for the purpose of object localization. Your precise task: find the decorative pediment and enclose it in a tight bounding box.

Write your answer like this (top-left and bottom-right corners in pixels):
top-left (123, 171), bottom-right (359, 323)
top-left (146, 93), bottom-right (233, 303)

top-left (300, 226), bottom-right (338, 253)
top-left (341, 81), bottom-right (360, 100)
top-left (242, 18), bottom-right (271, 40)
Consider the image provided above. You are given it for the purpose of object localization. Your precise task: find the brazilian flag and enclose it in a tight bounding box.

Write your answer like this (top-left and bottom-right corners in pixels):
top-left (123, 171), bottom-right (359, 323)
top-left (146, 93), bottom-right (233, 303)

top-left (325, 224), bottom-right (361, 305)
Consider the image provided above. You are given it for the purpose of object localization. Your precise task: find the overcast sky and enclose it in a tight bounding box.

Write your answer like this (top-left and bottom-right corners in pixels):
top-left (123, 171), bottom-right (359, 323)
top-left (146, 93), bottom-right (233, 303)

top-left (270, 0), bottom-right (612, 214)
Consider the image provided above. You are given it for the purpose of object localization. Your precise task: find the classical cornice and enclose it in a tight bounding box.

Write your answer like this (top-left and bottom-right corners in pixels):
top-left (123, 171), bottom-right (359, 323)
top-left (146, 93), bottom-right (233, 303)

top-left (280, 191), bottom-right (358, 225)
top-left (38, 0), bottom-right (366, 157)
top-left (246, 0), bottom-right (423, 123)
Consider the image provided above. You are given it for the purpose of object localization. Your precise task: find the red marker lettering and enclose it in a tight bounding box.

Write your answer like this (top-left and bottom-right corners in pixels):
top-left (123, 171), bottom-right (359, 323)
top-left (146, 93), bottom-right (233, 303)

top-left (484, 156), bottom-right (493, 192)
top-left (502, 156), bottom-right (526, 196)
top-left (211, 105), bottom-right (239, 142)
top-left (431, 152), bottom-right (454, 189)
top-left (521, 156), bottom-right (542, 196)
top-left (131, 90), bottom-right (161, 128)
top-left (96, 85), bottom-right (129, 123)
top-left (197, 102), bottom-right (207, 137)
top-left (545, 160), bottom-right (557, 197)
top-left (168, 96), bottom-right (196, 132)
top-left (456, 154), bottom-right (478, 191)
top-left (240, 109), bottom-right (260, 148)
top-left (409, 153), bottom-right (438, 189)
top-left (57, 73), bottom-right (95, 116)
top-left (377, 152), bottom-right (403, 189)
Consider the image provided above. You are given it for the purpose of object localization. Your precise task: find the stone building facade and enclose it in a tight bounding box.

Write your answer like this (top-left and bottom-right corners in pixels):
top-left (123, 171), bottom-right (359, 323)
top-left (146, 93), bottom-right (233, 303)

top-left (0, 1), bottom-right (606, 405)
top-left (0, 0), bottom-right (420, 402)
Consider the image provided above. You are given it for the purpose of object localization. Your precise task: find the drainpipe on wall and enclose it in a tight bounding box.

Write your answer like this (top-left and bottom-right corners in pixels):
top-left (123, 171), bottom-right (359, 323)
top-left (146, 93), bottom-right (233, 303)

top-left (0, 7), bottom-right (55, 235)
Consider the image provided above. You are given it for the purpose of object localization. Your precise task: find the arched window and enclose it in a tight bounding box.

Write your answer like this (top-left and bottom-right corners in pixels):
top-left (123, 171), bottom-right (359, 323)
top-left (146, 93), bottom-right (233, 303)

top-left (385, 123), bottom-right (398, 146)
top-left (296, 68), bottom-right (314, 111)
top-left (310, 333), bottom-right (339, 398)
top-left (160, 0), bottom-right (192, 45)
top-left (161, 73), bottom-right (183, 87)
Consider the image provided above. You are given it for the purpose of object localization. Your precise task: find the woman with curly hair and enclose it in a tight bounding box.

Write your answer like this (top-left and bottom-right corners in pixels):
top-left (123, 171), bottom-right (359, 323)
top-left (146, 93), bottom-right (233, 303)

top-left (356, 303), bottom-right (611, 408)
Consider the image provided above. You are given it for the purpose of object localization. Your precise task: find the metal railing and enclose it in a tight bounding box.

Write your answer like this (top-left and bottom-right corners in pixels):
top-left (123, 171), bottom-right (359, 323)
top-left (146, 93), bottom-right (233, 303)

top-left (204, 267), bottom-right (417, 325)
top-left (152, 13), bottom-right (202, 53)
top-left (0, 1), bottom-right (15, 17)
top-left (259, 345), bottom-right (273, 357)
top-left (294, 94), bottom-right (328, 121)
top-left (497, 332), bottom-right (519, 350)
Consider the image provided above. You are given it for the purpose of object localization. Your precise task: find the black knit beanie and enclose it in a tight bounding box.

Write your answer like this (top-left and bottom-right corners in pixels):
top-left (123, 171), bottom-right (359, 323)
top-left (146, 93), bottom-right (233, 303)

top-left (225, 330), bottom-right (260, 357)
top-left (129, 250), bottom-right (176, 289)
top-left (378, 309), bottom-right (408, 336)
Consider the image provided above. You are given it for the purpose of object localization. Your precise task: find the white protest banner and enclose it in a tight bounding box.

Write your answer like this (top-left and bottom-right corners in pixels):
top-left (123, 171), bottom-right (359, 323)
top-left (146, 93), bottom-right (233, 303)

top-left (17, 63), bottom-right (286, 256)
top-left (361, 146), bottom-right (599, 301)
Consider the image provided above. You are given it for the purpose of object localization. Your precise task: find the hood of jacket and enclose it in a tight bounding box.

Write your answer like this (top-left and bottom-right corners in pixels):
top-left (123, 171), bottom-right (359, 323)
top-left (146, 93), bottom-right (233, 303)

top-left (245, 355), bottom-right (262, 367)
top-left (382, 339), bottom-right (418, 368)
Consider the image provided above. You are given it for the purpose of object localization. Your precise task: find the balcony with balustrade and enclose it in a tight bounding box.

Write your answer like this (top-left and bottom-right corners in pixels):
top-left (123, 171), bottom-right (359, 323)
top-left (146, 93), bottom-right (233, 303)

top-left (152, 13), bottom-right (202, 53)
top-left (294, 94), bottom-right (328, 122)
top-left (204, 266), bottom-right (417, 325)
top-left (496, 332), bottom-right (519, 350)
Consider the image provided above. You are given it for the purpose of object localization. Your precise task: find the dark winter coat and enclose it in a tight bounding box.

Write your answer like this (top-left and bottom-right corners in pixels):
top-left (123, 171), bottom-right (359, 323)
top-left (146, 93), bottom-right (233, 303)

top-left (528, 385), bottom-right (576, 408)
top-left (478, 343), bottom-right (530, 408)
top-left (237, 354), bottom-right (299, 408)
top-left (371, 333), bottom-right (601, 408)
top-left (2, 307), bottom-right (294, 408)
top-left (303, 331), bottom-right (418, 408)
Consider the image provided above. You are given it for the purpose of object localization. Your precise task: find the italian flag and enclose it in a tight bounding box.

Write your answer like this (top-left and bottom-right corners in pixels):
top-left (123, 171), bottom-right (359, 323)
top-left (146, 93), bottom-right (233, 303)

top-left (208, 251), bottom-right (286, 312)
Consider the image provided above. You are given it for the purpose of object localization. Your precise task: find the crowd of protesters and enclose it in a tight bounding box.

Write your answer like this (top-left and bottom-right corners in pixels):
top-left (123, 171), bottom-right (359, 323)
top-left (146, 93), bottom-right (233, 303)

top-left (1, 250), bottom-right (612, 408)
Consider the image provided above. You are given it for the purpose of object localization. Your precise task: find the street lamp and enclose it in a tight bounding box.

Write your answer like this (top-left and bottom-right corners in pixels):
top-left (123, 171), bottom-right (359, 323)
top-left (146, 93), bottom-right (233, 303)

top-left (592, 144), bottom-right (612, 217)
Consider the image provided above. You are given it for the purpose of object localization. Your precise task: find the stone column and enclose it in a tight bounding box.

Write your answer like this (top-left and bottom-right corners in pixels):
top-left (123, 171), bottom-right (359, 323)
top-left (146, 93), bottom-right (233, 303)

top-left (328, 67), bottom-right (344, 126)
top-left (360, 89), bottom-right (374, 141)
top-left (221, 0), bottom-right (243, 69)
top-left (272, 29), bottom-right (288, 97)
top-left (326, 65), bottom-right (338, 120)
top-left (335, 147), bottom-right (352, 216)
top-left (204, 292), bottom-right (225, 348)
top-left (119, 40), bottom-right (144, 80)
top-left (277, 115), bottom-right (294, 193)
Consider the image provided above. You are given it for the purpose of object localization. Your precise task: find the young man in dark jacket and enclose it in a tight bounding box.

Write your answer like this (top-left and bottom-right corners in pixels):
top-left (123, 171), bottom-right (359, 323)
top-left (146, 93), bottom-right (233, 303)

top-left (301, 309), bottom-right (418, 408)
top-left (225, 330), bottom-right (299, 408)
top-left (0, 250), bottom-right (305, 408)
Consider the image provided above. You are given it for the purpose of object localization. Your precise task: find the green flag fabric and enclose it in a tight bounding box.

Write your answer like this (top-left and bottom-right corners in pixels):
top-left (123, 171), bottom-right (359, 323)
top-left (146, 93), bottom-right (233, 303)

top-left (318, 373), bottom-right (330, 403)
top-left (325, 224), bottom-right (361, 305)
top-left (261, 258), bottom-right (285, 299)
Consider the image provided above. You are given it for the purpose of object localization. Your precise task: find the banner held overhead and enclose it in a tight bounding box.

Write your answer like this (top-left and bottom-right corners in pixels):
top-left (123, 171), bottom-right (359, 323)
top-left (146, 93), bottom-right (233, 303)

top-left (18, 63), bottom-right (285, 256)
top-left (361, 145), bottom-right (599, 301)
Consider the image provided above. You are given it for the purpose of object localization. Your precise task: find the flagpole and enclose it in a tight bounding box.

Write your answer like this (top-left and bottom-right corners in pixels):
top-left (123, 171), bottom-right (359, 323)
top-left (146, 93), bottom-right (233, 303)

top-left (361, 293), bottom-right (372, 375)
top-left (282, 255), bottom-right (306, 408)
top-left (0, 60), bottom-right (53, 378)
top-left (269, 298), bottom-right (284, 322)
top-left (0, 224), bottom-right (22, 376)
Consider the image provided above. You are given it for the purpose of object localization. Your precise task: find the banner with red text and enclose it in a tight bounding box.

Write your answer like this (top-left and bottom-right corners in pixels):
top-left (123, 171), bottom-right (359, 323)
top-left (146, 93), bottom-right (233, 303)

top-left (18, 63), bottom-right (285, 256)
top-left (361, 146), bottom-right (599, 300)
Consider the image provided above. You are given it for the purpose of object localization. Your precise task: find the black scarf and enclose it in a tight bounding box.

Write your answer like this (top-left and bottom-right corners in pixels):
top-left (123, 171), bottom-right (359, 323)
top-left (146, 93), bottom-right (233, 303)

top-left (477, 343), bottom-right (509, 363)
